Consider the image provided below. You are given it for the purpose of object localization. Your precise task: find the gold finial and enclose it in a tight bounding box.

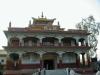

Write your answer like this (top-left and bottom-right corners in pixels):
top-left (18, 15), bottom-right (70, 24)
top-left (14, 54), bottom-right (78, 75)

top-left (9, 21), bottom-right (11, 28)
top-left (41, 12), bottom-right (44, 18)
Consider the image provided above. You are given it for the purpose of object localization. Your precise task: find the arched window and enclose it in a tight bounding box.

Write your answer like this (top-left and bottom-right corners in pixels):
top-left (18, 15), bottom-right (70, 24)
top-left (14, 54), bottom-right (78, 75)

top-left (10, 37), bottom-right (20, 47)
top-left (9, 53), bottom-right (19, 61)
top-left (42, 37), bottom-right (58, 46)
top-left (61, 37), bottom-right (76, 46)
top-left (79, 38), bottom-right (85, 46)
top-left (23, 37), bottom-right (39, 46)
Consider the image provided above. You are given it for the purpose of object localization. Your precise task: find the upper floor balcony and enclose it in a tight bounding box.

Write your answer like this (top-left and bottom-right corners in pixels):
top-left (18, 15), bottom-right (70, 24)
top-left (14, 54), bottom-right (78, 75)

top-left (6, 37), bottom-right (91, 49)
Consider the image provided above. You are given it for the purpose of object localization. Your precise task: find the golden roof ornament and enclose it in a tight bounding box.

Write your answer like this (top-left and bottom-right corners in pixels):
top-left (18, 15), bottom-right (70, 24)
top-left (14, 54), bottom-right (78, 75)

top-left (41, 12), bottom-right (44, 18)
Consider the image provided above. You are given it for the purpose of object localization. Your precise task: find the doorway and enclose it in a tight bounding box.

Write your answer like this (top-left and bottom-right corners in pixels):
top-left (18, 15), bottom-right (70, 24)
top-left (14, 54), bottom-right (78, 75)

top-left (43, 60), bottom-right (54, 70)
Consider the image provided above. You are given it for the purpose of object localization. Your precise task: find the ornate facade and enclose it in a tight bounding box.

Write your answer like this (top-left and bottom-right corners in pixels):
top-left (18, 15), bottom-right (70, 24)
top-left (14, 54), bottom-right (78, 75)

top-left (3, 14), bottom-right (92, 75)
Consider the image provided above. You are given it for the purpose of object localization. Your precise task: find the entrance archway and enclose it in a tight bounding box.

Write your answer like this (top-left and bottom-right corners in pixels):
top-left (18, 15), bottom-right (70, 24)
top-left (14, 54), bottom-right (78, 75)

top-left (43, 59), bottom-right (54, 70)
top-left (42, 52), bottom-right (58, 70)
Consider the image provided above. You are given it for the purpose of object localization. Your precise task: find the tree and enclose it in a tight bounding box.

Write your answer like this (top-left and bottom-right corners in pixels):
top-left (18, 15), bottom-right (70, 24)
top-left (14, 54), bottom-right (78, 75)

top-left (76, 16), bottom-right (100, 58)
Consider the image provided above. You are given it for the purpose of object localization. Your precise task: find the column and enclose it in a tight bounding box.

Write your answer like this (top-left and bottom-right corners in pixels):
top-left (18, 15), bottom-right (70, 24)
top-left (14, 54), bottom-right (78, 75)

top-left (59, 54), bottom-right (62, 68)
top-left (40, 54), bottom-right (43, 69)
top-left (86, 54), bottom-right (91, 66)
top-left (38, 37), bottom-right (44, 46)
top-left (59, 38), bottom-right (62, 46)
top-left (19, 37), bottom-right (24, 47)
top-left (76, 53), bottom-right (80, 67)
top-left (57, 52), bottom-right (64, 68)
top-left (36, 51), bottom-right (45, 69)
top-left (17, 53), bottom-right (22, 69)
top-left (6, 54), bottom-right (11, 69)
top-left (85, 39), bottom-right (88, 46)
top-left (8, 37), bottom-right (11, 46)
top-left (75, 38), bottom-right (79, 46)
top-left (81, 53), bottom-right (85, 66)
top-left (19, 53), bottom-right (22, 64)
top-left (8, 36), bottom-right (13, 46)
top-left (57, 37), bottom-right (63, 46)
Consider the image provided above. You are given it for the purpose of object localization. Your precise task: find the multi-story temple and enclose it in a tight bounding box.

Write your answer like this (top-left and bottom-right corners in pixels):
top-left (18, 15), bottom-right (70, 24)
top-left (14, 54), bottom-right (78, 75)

top-left (3, 14), bottom-right (93, 75)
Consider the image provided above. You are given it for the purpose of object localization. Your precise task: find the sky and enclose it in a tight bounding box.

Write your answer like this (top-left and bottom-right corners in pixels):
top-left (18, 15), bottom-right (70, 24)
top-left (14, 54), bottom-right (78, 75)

top-left (0, 0), bottom-right (100, 59)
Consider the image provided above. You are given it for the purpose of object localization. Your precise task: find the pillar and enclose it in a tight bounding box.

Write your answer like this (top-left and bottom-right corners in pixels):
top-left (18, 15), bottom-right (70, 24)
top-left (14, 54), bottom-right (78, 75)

top-left (57, 52), bottom-right (64, 68)
top-left (75, 38), bottom-right (79, 46)
top-left (19, 37), bottom-right (24, 46)
top-left (76, 53), bottom-right (80, 67)
top-left (57, 37), bottom-right (63, 46)
top-left (87, 54), bottom-right (91, 66)
top-left (36, 51), bottom-right (45, 69)
top-left (19, 53), bottom-right (22, 64)
top-left (59, 54), bottom-right (62, 68)
top-left (8, 38), bottom-right (11, 46)
top-left (81, 53), bottom-right (85, 66)
top-left (15, 53), bottom-right (22, 69)
top-left (38, 37), bottom-right (44, 46)
top-left (59, 38), bottom-right (62, 46)
top-left (85, 39), bottom-right (89, 46)
top-left (40, 54), bottom-right (43, 69)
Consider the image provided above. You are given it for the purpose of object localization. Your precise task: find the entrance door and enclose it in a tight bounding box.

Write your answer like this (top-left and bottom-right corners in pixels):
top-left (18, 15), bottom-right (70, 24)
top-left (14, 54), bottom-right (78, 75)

top-left (43, 60), bottom-right (54, 70)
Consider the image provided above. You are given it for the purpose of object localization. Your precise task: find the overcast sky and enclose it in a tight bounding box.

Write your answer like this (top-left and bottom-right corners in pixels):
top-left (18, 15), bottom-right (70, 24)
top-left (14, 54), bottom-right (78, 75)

top-left (0, 0), bottom-right (100, 59)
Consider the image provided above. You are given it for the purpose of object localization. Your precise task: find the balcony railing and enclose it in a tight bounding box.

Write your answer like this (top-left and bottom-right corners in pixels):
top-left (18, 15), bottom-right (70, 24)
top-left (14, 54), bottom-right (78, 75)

top-left (7, 43), bottom-right (91, 48)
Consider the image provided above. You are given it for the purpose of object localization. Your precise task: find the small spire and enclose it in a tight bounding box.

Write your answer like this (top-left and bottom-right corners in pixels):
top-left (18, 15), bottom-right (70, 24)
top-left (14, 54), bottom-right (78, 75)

top-left (41, 12), bottom-right (44, 18)
top-left (29, 20), bottom-right (31, 26)
top-left (58, 21), bottom-right (60, 26)
top-left (9, 21), bottom-right (11, 28)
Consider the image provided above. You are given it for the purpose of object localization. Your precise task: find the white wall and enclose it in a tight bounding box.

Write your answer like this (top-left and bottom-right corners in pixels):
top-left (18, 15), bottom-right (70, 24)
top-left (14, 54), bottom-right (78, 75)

top-left (22, 54), bottom-right (40, 64)
top-left (62, 53), bottom-right (76, 63)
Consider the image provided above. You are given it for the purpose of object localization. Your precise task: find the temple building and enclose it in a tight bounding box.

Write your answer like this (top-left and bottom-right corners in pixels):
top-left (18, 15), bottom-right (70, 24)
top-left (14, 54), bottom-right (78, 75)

top-left (3, 13), bottom-right (92, 75)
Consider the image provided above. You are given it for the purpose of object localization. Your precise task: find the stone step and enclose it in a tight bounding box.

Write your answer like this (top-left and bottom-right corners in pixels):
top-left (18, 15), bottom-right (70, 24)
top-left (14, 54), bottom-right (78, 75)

top-left (41, 69), bottom-right (67, 75)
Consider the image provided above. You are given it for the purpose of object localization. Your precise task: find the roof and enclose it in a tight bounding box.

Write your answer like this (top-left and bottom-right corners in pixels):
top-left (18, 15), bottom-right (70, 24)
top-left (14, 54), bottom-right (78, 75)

top-left (5, 28), bottom-right (90, 35)
top-left (5, 14), bottom-right (90, 36)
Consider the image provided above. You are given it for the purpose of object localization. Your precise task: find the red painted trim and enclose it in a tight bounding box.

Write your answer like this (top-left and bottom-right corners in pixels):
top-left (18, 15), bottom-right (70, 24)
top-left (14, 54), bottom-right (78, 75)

top-left (6, 59), bottom-right (40, 70)
top-left (4, 74), bottom-right (20, 75)
top-left (19, 64), bottom-right (40, 69)
top-left (40, 60), bottom-right (43, 69)
top-left (57, 63), bottom-right (76, 68)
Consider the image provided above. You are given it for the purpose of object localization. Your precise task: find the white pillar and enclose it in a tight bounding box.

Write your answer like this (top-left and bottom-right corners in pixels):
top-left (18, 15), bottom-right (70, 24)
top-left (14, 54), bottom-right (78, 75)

top-left (56, 51), bottom-right (65, 62)
top-left (37, 36), bottom-right (44, 46)
top-left (36, 51), bottom-right (45, 69)
top-left (56, 37), bottom-right (63, 46)
top-left (85, 38), bottom-right (89, 46)
top-left (7, 37), bottom-right (11, 46)
top-left (74, 37), bottom-right (79, 46)
top-left (56, 51), bottom-right (64, 68)
top-left (19, 36), bottom-right (25, 46)
top-left (75, 53), bottom-right (81, 67)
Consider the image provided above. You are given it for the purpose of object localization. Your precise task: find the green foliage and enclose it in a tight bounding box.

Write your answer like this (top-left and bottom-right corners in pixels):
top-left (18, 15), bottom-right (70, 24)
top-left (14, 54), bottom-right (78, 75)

top-left (76, 16), bottom-right (100, 58)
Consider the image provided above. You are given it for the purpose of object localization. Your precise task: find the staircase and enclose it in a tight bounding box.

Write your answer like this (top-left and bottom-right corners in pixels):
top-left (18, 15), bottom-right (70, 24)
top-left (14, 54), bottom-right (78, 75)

top-left (32, 68), bottom-right (97, 75)
top-left (44, 69), bottom-right (67, 75)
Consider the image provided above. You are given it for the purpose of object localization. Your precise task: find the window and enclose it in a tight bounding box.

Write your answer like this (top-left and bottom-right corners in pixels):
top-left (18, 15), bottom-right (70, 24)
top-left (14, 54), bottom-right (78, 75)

top-left (1, 59), bottom-right (4, 62)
